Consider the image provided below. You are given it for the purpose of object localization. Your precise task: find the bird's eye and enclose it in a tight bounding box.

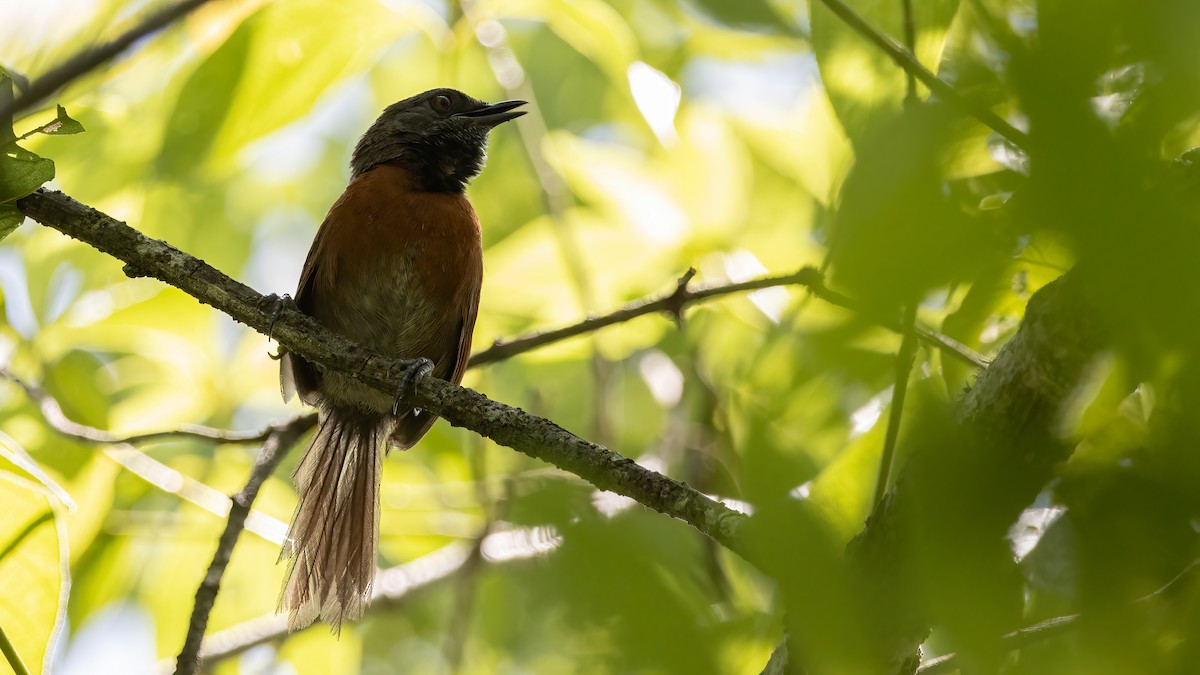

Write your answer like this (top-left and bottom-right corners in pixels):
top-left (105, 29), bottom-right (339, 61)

top-left (432, 95), bottom-right (452, 112)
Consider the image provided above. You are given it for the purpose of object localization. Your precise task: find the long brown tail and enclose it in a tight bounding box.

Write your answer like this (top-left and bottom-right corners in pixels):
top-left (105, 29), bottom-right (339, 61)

top-left (280, 407), bottom-right (386, 632)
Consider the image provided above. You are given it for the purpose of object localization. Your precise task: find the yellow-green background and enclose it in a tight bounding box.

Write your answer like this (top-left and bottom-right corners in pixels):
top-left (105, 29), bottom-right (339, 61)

top-left (2, 0), bottom-right (1199, 673)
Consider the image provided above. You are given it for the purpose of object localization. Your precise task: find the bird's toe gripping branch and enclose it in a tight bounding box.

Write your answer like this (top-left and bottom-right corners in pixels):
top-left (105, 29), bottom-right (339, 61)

top-left (264, 293), bottom-right (296, 341)
top-left (263, 294), bottom-right (299, 361)
top-left (392, 357), bottom-right (435, 415)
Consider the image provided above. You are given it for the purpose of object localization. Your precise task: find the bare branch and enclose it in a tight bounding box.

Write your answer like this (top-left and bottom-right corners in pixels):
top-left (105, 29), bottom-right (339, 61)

top-left (0, 0), bottom-right (221, 121)
top-left (872, 302), bottom-right (918, 506)
top-left (813, 0), bottom-right (1029, 148)
top-left (173, 416), bottom-right (313, 675)
top-left (470, 267), bottom-right (988, 369)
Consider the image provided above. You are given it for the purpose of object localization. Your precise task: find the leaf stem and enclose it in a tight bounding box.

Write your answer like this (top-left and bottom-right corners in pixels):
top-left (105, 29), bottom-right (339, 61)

top-left (0, 622), bottom-right (32, 675)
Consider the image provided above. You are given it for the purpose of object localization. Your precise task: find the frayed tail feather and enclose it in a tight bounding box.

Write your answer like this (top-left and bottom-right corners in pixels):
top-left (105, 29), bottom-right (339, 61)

top-left (280, 408), bottom-right (386, 632)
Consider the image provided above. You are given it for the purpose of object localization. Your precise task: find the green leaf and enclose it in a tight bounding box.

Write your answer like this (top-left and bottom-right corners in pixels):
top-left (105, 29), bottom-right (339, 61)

top-left (160, 0), bottom-right (404, 176)
top-left (41, 106), bottom-right (85, 136)
top-left (502, 0), bottom-right (641, 83)
top-left (0, 622), bottom-right (33, 675)
top-left (0, 470), bottom-right (69, 675)
top-left (0, 204), bottom-right (22, 240)
top-left (0, 432), bottom-right (76, 511)
top-left (0, 71), bottom-right (15, 145)
top-left (0, 144), bottom-right (54, 203)
top-left (689, 0), bottom-right (796, 34)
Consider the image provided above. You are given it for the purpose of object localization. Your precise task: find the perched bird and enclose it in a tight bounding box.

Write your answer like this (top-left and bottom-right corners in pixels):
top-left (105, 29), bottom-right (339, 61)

top-left (278, 88), bottom-right (525, 631)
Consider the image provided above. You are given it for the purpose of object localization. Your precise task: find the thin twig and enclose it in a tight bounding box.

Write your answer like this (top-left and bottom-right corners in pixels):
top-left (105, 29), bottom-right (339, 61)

top-left (900, 0), bottom-right (917, 103)
top-left (916, 559), bottom-right (1200, 673)
top-left (916, 615), bottom-right (1078, 673)
top-left (443, 436), bottom-right (488, 670)
top-left (0, 0), bottom-right (222, 121)
top-left (872, 302), bottom-right (919, 506)
top-left (814, 0), bottom-right (1029, 148)
top-left (0, 622), bottom-right (31, 675)
top-left (0, 366), bottom-right (303, 543)
top-left (442, 527), bottom-right (490, 671)
top-left (0, 365), bottom-right (312, 446)
top-left (469, 268), bottom-right (988, 369)
top-left (173, 416), bottom-right (312, 675)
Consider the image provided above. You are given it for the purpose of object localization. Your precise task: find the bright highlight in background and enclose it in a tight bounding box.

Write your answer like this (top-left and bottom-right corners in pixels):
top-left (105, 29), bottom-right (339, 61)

top-left (628, 61), bottom-right (681, 146)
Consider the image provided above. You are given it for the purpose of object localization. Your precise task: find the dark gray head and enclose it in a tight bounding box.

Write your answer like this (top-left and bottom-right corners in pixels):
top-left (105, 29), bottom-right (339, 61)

top-left (349, 88), bottom-right (526, 193)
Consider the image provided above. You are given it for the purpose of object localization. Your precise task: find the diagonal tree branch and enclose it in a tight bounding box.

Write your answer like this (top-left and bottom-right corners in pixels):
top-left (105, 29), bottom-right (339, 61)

top-left (172, 415), bottom-right (312, 675)
top-left (0, 0), bottom-right (222, 121)
top-left (15, 188), bottom-right (748, 551)
top-left (470, 267), bottom-right (988, 369)
top-left (813, 0), bottom-right (1029, 148)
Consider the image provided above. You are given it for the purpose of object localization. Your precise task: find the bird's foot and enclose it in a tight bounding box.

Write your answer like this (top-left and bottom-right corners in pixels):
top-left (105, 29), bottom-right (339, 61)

top-left (265, 293), bottom-right (295, 340)
top-left (391, 357), bottom-right (435, 415)
top-left (262, 293), bottom-right (295, 359)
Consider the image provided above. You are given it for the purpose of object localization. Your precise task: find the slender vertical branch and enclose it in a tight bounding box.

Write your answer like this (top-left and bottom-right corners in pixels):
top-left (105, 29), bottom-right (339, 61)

top-left (900, 0), bottom-right (918, 103)
top-left (872, 302), bottom-right (919, 506)
top-left (443, 436), bottom-right (492, 670)
top-left (813, 0), bottom-right (1029, 148)
top-left (172, 415), bottom-right (314, 675)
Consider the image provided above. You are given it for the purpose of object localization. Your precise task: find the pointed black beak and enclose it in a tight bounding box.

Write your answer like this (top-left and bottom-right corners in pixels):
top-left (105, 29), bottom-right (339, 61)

top-left (457, 99), bottom-right (527, 127)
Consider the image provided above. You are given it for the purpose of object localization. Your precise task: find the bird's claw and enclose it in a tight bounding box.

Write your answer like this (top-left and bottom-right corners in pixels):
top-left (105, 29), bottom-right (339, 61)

top-left (392, 357), bottom-right (435, 415)
top-left (264, 293), bottom-right (295, 341)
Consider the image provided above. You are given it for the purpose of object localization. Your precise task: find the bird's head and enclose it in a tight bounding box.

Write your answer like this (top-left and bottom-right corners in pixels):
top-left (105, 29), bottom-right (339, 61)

top-left (350, 88), bottom-right (526, 192)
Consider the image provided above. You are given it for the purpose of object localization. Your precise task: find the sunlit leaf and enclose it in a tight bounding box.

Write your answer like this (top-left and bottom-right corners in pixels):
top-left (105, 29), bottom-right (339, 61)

top-left (0, 143), bottom-right (53, 203)
top-left (4, 0), bottom-right (1200, 672)
top-left (493, 0), bottom-right (639, 82)
top-left (688, 0), bottom-right (797, 34)
top-left (0, 204), bottom-right (21, 240)
top-left (0, 431), bottom-right (75, 511)
top-left (40, 105), bottom-right (85, 136)
top-left (0, 70), bottom-right (14, 144)
top-left (0, 471), bottom-right (68, 675)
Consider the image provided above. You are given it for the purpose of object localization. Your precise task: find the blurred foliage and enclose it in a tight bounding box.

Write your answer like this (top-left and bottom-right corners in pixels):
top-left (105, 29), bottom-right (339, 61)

top-left (0, 0), bottom-right (1198, 673)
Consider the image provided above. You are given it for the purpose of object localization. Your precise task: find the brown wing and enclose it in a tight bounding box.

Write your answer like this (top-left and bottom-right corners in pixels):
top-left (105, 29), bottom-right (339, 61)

top-left (390, 275), bottom-right (481, 449)
top-left (280, 211), bottom-right (338, 406)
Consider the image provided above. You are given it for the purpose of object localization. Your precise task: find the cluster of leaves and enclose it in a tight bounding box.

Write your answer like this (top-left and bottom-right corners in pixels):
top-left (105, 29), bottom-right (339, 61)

top-left (0, 68), bottom-right (86, 675)
top-left (1, 0), bottom-right (1199, 674)
top-left (0, 72), bottom-right (83, 239)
